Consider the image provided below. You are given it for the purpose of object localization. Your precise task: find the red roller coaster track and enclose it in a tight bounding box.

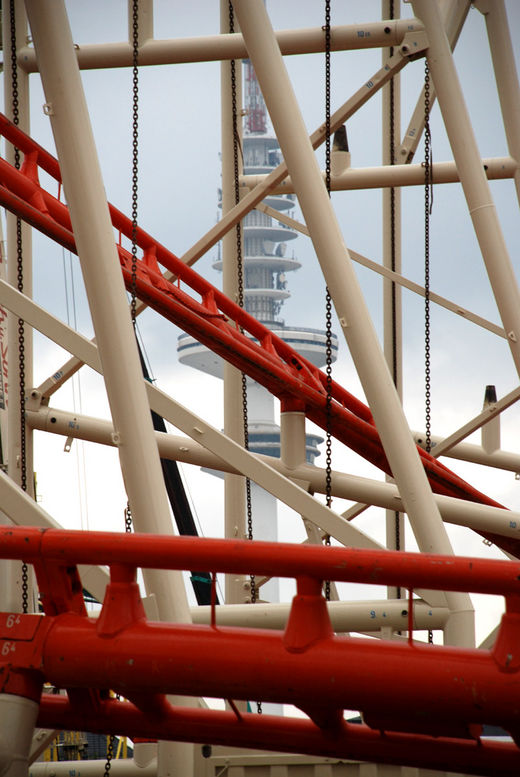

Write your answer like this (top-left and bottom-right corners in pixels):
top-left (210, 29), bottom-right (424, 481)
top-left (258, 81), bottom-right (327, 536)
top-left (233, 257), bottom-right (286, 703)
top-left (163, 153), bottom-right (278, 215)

top-left (0, 114), bottom-right (516, 557)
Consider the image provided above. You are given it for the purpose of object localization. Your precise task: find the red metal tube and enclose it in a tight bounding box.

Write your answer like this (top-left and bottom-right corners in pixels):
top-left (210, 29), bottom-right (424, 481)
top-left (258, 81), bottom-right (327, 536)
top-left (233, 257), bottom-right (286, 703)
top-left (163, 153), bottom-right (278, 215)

top-left (2, 527), bottom-right (520, 596)
top-left (37, 695), bottom-right (520, 777)
top-left (37, 613), bottom-right (519, 731)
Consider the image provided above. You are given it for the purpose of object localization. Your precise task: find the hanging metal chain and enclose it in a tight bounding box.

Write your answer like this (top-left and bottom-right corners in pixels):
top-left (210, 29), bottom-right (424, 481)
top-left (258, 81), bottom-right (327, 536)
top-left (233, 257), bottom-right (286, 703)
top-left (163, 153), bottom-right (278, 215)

top-left (10, 0), bottom-right (28, 614)
top-left (228, 2), bottom-right (256, 606)
top-left (424, 59), bottom-right (432, 456)
top-left (130, 0), bottom-right (139, 328)
top-left (229, 2), bottom-right (261, 714)
top-left (103, 735), bottom-right (115, 777)
top-left (323, 0), bottom-right (333, 602)
top-left (388, 1), bottom-right (401, 586)
top-left (124, 502), bottom-right (133, 533)
top-left (424, 58), bottom-right (434, 647)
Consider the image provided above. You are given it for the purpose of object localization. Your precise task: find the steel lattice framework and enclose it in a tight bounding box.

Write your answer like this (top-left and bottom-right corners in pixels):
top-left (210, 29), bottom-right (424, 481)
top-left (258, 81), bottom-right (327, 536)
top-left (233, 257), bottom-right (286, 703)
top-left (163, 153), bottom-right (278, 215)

top-left (0, 2), bottom-right (520, 777)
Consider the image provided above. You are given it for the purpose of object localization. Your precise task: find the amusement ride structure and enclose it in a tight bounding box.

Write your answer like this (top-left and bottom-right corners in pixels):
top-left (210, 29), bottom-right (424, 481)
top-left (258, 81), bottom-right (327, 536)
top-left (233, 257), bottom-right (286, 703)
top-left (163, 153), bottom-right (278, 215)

top-left (1, 1), bottom-right (520, 776)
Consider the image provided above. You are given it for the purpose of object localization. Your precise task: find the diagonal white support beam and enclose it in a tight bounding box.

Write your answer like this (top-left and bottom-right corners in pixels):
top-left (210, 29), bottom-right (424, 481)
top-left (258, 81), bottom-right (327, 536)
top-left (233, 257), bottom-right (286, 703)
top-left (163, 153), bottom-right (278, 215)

top-left (24, 1), bottom-right (191, 638)
top-left (232, 0), bottom-right (472, 644)
top-left (32, 45), bottom-right (419, 404)
top-left (256, 204), bottom-right (505, 340)
top-left (25, 405), bottom-right (520, 546)
top-left (412, 0), bottom-right (520, 380)
top-left (0, 277), bottom-right (386, 554)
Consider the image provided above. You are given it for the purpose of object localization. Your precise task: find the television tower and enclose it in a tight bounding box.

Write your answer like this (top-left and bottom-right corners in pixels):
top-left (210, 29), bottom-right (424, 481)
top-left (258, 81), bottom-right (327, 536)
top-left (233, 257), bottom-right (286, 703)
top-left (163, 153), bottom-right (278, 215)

top-left (178, 60), bottom-right (338, 601)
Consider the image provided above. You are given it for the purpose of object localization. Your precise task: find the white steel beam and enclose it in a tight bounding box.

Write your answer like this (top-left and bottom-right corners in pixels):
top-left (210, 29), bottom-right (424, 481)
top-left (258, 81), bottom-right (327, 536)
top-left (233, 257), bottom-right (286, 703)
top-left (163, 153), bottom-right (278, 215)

top-left (415, 385), bottom-right (520, 458)
top-left (256, 204), bottom-right (505, 340)
top-left (220, 0), bottom-right (248, 605)
top-left (32, 45), bottom-right (419, 405)
top-left (0, 276), bottom-right (384, 553)
top-left (17, 19), bottom-right (424, 73)
top-left (24, 0), bottom-right (191, 626)
top-left (475, 0), bottom-right (520, 205)
top-left (0, 282), bottom-right (512, 548)
top-left (232, 0), bottom-right (472, 645)
top-left (398, 0), bottom-right (470, 163)
top-left (242, 156), bottom-right (517, 193)
top-left (412, 0), bottom-right (520, 380)
top-left (26, 405), bottom-right (520, 547)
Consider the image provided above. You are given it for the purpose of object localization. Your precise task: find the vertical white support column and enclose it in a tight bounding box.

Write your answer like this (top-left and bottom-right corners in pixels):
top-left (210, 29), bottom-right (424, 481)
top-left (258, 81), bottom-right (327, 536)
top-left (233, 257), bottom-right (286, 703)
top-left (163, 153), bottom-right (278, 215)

top-left (477, 0), bottom-right (520, 206)
top-left (0, 694), bottom-right (39, 777)
top-left (24, 4), bottom-right (194, 773)
top-left (232, 0), bottom-right (474, 646)
top-left (382, 1), bottom-right (404, 599)
top-left (220, 0), bottom-right (248, 605)
top-left (3, 0), bottom-right (34, 614)
top-left (412, 0), bottom-right (520, 380)
top-left (128, 0), bottom-right (153, 46)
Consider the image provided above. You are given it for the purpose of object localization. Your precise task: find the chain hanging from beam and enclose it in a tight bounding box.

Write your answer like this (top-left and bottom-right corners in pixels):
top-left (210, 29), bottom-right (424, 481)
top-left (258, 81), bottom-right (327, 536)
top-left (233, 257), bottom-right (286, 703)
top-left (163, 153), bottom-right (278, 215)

top-left (229, 0), bottom-right (261, 716)
top-left (388, 0), bottom-right (401, 598)
top-left (324, 0), bottom-right (333, 603)
top-left (424, 57), bottom-right (434, 646)
top-left (9, 0), bottom-right (28, 615)
top-left (123, 0), bottom-right (141, 533)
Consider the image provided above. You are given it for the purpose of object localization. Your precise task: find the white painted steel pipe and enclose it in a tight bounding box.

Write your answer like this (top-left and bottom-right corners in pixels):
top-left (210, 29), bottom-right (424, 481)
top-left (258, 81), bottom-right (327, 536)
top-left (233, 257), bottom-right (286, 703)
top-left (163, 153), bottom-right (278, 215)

top-left (479, 0), bottom-right (520, 205)
top-left (220, 0), bottom-right (247, 605)
top-left (25, 406), bottom-right (520, 545)
top-left (24, 0), bottom-right (190, 625)
top-left (0, 694), bottom-right (39, 777)
top-left (241, 156), bottom-right (516, 193)
top-left (412, 0), bottom-right (520, 380)
top-left (29, 760), bottom-right (157, 777)
top-left (18, 19), bottom-right (423, 72)
top-left (382, 0), bottom-right (404, 594)
top-left (280, 411), bottom-right (307, 469)
top-left (231, 0), bottom-right (463, 566)
top-left (24, 7), bottom-right (195, 772)
top-left (192, 598), bottom-right (449, 633)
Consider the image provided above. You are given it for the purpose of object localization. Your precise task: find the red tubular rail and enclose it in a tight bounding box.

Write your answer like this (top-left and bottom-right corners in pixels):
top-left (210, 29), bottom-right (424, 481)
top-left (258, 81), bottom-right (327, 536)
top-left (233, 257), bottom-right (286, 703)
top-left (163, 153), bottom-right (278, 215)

top-left (0, 116), bottom-right (516, 557)
top-left (2, 526), bottom-right (520, 595)
top-left (2, 526), bottom-right (520, 773)
top-left (37, 697), bottom-right (520, 777)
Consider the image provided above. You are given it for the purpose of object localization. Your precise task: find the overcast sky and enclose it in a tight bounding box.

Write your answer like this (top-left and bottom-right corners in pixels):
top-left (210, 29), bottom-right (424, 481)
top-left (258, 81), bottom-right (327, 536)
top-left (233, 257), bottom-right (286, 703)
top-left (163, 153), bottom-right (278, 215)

top-left (7, 1), bottom-right (520, 642)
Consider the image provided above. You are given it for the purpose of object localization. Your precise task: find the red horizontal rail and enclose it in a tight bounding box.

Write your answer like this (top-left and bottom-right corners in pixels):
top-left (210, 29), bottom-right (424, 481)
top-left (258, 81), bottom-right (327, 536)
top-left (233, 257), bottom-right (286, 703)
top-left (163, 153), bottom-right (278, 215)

top-left (0, 116), bottom-right (516, 556)
top-left (37, 696), bottom-right (520, 777)
top-left (35, 612), bottom-right (517, 722)
top-left (2, 526), bottom-right (520, 596)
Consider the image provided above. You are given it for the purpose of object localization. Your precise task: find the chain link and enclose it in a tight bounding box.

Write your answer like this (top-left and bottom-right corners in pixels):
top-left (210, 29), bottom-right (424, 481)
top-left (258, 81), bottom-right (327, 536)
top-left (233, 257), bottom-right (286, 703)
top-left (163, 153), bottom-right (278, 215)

top-left (130, 0), bottom-right (139, 327)
top-left (10, 0), bottom-right (29, 613)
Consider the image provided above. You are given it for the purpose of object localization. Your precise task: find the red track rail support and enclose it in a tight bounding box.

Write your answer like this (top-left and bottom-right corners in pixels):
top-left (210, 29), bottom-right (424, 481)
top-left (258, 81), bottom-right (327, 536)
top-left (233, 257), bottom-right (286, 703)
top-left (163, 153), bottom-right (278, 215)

top-left (1, 526), bottom-right (520, 776)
